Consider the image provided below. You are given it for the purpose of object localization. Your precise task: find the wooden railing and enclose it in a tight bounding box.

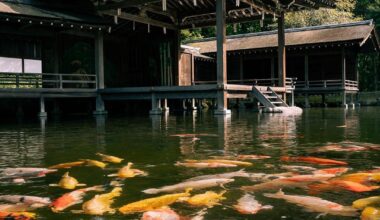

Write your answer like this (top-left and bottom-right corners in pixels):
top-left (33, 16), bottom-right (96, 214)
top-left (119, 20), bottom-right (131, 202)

top-left (195, 77), bottom-right (296, 87)
top-left (296, 80), bottom-right (358, 90)
top-left (0, 72), bottom-right (97, 89)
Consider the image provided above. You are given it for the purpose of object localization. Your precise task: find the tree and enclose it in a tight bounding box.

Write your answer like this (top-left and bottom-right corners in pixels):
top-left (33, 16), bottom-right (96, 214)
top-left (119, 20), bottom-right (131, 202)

top-left (285, 0), bottom-right (361, 28)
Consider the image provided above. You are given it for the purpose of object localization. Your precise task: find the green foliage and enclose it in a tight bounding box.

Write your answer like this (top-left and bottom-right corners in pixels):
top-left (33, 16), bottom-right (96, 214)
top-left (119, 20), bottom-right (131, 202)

top-left (285, 0), bottom-right (360, 28)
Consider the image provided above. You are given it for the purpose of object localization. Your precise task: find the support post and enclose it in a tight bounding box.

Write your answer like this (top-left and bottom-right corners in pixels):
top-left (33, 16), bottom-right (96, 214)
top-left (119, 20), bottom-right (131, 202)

top-left (93, 31), bottom-right (107, 115)
top-left (277, 11), bottom-right (286, 102)
top-left (190, 98), bottom-right (197, 111)
top-left (149, 93), bottom-right (162, 115)
top-left (239, 55), bottom-right (244, 83)
top-left (304, 54), bottom-right (309, 88)
top-left (214, 0), bottom-right (230, 115)
top-left (341, 48), bottom-right (347, 108)
top-left (270, 57), bottom-right (275, 86)
top-left (162, 99), bottom-right (169, 112)
top-left (38, 96), bottom-right (47, 117)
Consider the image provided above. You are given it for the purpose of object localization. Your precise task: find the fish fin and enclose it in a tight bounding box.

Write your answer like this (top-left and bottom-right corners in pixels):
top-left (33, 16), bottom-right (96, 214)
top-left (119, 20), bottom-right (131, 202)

top-left (71, 210), bottom-right (84, 214)
top-left (62, 172), bottom-right (69, 177)
top-left (262, 205), bottom-right (273, 210)
top-left (77, 183), bottom-right (87, 187)
top-left (218, 190), bottom-right (227, 197)
top-left (220, 184), bottom-right (227, 190)
top-left (143, 188), bottom-right (159, 194)
top-left (185, 188), bottom-right (193, 194)
top-left (49, 184), bottom-right (58, 187)
top-left (315, 213), bottom-right (327, 219)
top-left (107, 174), bottom-right (117, 177)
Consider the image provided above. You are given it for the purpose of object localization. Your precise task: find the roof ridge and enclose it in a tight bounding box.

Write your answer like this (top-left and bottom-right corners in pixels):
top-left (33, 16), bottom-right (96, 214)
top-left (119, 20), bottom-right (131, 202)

top-left (186, 20), bottom-right (373, 44)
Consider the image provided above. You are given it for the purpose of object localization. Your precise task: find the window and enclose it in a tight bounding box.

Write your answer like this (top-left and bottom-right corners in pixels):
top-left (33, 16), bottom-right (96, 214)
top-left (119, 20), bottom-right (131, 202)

top-left (0, 57), bottom-right (22, 73)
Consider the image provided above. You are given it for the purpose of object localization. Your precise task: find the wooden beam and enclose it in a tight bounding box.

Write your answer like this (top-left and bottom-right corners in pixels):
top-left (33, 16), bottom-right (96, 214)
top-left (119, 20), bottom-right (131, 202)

top-left (240, 0), bottom-right (278, 16)
top-left (98, 0), bottom-right (160, 10)
top-left (103, 10), bottom-right (177, 30)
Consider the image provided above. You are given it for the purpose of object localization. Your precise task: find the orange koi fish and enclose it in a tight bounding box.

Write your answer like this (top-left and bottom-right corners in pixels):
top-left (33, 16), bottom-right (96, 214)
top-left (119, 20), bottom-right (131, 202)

top-left (309, 180), bottom-right (380, 194)
top-left (313, 167), bottom-right (350, 175)
top-left (281, 156), bottom-right (347, 166)
top-left (0, 211), bottom-right (35, 220)
top-left (337, 172), bottom-right (380, 184)
top-left (51, 186), bottom-right (104, 212)
top-left (236, 155), bottom-right (271, 160)
top-left (48, 161), bottom-right (85, 169)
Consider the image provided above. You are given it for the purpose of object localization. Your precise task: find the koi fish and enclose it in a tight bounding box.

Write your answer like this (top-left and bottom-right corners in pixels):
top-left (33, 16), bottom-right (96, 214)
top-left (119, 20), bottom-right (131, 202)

top-left (264, 190), bottom-right (358, 217)
top-left (281, 156), bottom-right (348, 166)
top-left (353, 196), bottom-right (380, 210)
top-left (249, 172), bottom-right (296, 182)
top-left (187, 159), bottom-right (252, 166)
top-left (233, 194), bottom-right (273, 214)
top-left (236, 155), bottom-right (271, 160)
top-left (337, 172), bottom-right (380, 184)
top-left (316, 144), bottom-right (367, 152)
top-left (119, 189), bottom-right (192, 214)
top-left (185, 169), bottom-right (249, 182)
top-left (0, 168), bottom-right (57, 180)
top-left (108, 162), bottom-right (147, 178)
top-left (281, 165), bottom-right (317, 173)
top-left (49, 172), bottom-right (86, 190)
top-left (96, 153), bottom-right (123, 163)
top-left (170, 134), bottom-right (217, 138)
top-left (49, 161), bottom-right (85, 169)
top-left (186, 190), bottom-right (226, 207)
top-left (242, 174), bottom-right (335, 192)
top-left (309, 180), bottom-right (380, 193)
top-left (0, 203), bottom-right (34, 212)
top-left (361, 207), bottom-right (380, 220)
top-left (80, 187), bottom-right (122, 215)
top-left (141, 208), bottom-right (181, 220)
top-left (175, 161), bottom-right (237, 168)
top-left (313, 167), bottom-right (350, 175)
top-left (51, 185), bottom-right (105, 212)
top-left (80, 159), bottom-right (107, 169)
top-left (0, 195), bottom-right (51, 206)
top-left (142, 178), bottom-right (234, 194)
top-left (0, 211), bottom-right (36, 220)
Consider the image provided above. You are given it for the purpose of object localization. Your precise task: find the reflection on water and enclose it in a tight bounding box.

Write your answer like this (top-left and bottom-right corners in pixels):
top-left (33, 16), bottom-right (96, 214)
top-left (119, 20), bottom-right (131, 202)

top-left (0, 107), bottom-right (379, 219)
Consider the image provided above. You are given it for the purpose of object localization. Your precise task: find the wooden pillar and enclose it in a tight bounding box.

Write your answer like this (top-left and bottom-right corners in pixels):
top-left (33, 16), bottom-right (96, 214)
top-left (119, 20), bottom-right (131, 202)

top-left (95, 31), bottom-right (105, 89)
top-left (149, 93), bottom-right (162, 115)
top-left (270, 57), bottom-right (275, 86)
top-left (239, 55), bottom-right (244, 83)
top-left (277, 11), bottom-right (286, 88)
top-left (214, 0), bottom-right (230, 115)
top-left (341, 48), bottom-right (347, 108)
top-left (304, 54), bottom-right (309, 87)
top-left (375, 55), bottom-right (378, 91)
top-left (93, 31), bottom-right (107, 115)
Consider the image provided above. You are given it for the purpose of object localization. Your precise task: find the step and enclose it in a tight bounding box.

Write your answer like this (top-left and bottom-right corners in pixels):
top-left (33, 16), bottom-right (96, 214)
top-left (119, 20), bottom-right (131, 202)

top-left (271, 102), bottom-right (284, 104)
top-left (265, 96), bottom-right (278, 99)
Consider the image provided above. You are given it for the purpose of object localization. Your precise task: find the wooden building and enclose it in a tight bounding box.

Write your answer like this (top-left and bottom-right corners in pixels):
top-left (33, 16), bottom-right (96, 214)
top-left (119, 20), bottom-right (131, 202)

top-left (0, 0), bottom-right (337, 116)
top-left (187, 20), bottom-right (380, 107)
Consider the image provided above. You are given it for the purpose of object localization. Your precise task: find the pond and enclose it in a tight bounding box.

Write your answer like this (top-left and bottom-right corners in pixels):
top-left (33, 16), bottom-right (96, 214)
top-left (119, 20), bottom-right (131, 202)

top-left (0, 107), bottom-right (379, 219)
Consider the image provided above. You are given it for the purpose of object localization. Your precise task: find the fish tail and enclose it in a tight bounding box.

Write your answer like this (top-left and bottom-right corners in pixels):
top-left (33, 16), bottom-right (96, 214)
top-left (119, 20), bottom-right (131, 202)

top-left (110, 187), bottom-right (123, 197)
top-left (237, 169), bottom-right (250, 177)
top-left (85, 185), bottom-right (105, 192)
top-left (263, 189), bottom-right (284, 199)
top-left (142, 188), bottom-right (159, 194)
top-left (184, 188), bottom-right (193, 194)
top-left (219, 190), bottom-right (227, 197)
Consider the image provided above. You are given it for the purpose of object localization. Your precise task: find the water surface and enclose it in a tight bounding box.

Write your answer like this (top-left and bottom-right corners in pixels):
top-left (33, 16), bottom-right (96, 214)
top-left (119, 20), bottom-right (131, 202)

top-left (0, 107), bottom-right (380, 219)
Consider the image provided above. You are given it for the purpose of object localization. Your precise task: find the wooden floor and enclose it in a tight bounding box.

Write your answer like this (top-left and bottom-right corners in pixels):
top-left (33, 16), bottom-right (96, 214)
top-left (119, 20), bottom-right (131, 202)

top-left (0, 88), bottom-right (97, 98)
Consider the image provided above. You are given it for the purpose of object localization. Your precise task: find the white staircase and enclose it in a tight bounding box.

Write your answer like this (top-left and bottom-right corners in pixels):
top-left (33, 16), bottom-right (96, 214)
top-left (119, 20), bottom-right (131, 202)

top-left (252, 86), bottom-right (288, 112)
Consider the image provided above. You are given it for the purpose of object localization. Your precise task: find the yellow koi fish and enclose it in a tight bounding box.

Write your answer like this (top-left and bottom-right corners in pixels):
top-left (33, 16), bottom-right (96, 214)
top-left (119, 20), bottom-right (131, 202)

top-left (361, 207), bottom-right (380, 220)
top-left (96, 153), bottom-right (123, 163)
top-left (49, 161), bottom-right (85, 169)
top-left (49, 172), bottom-right (86, 190)
top-left (119, 188), bottom-right (192, 214)
top-left (353, 196), bottom-right (380, 210)
top-left (186, 190), bottom-right (226, 207)
top-left (81, 159), bottom-right (107, 169)
top-left (80, 187), bottom-right (122, 215)
top-left (108, 162), bottom-right (147, 178)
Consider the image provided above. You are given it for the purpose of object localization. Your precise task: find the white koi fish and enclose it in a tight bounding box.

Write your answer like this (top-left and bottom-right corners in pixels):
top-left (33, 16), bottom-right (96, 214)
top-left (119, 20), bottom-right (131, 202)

top-left (185, 169), bottom-right (249, 182)
top-left (0, 195), bottom-right (51, 206)
top-left (143, 178), bottom-right (234, 194)
top-left (264, 190), bottom-right (358, 217)
top-left (233, 194), bottom-right (273, 214)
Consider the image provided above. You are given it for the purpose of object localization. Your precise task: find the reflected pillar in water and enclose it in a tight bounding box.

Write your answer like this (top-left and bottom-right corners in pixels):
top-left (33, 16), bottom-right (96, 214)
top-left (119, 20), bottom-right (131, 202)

top-left (342, 91), bottom-right (348, 109)
top-left (162, 99), bottom-right (169, 112)
top-left (40, 116), bottom-right (47, 133)
top-left (95, 115), bottom-right (107, 151)
top-left (190, 98), bottom-right (197, 111)
top-left (38, 97), bottom-right (47, 117)
top-left (150, 111), bottom-right (169, 134)
top-left (304, 94), bottom-right (310, 108)
top-left (216, 114), bottom-right (231, 152)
